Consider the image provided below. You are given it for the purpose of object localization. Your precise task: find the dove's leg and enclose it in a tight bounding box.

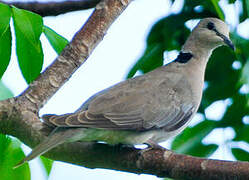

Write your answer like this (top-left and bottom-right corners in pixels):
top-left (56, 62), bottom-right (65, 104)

top-left (144, 139), bottom-right (165, 149)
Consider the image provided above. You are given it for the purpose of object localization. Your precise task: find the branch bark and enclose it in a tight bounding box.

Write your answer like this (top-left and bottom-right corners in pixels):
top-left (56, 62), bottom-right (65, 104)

top-left (0, 0), bottom-right (248, 179)
top-left (0, 0), bottom-right (101, 17)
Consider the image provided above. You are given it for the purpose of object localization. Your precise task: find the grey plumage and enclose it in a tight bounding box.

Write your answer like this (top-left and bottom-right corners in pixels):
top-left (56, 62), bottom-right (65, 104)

top-left (14, 17), bottom-right (234, 168)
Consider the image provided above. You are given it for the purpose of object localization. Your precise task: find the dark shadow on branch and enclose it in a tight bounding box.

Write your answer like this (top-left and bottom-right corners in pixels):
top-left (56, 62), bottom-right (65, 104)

top-left (0, 0), bottom-right (101, 16)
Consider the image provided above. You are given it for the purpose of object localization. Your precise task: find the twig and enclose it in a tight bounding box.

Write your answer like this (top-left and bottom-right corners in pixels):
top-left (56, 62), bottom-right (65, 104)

top-left (0, 0), bottom-right (101, 17)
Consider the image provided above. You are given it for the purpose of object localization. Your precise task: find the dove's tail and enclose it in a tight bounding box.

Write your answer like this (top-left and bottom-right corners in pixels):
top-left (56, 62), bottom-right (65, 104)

top-left (14, 126), bottom-right (81, 169)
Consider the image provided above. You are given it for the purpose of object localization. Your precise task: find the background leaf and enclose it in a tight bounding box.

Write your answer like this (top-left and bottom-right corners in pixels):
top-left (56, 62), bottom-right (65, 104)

top-left (0, 3), bottom-right (12, 79)
top-left (40, 156), bottom-right (54, 177)
top-left (210, 0), bottom-right (225, 20)
top-left (43, 25), bottom-right (68, 54)
top-left (240, 60), bottom-right (249, 84)
top-left (241, 0), bottom-right (249, 22)
top-left (127, 14), bottom-right (191, 78)
top-left (200, 46), bottom-right (239, 112)
top-left (171, 120), bottom-right (218, 156)
top-left (231, 148), bottom-right (249, 161)
top-left (12, 6), bottom-right (44, 84)
top-left (0, 81), bottom-right (13, 100)
top-left (0, 135), bottom-right (30, 180)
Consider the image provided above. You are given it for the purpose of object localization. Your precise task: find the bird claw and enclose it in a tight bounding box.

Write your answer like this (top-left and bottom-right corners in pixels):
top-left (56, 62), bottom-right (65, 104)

top-left (145, 139), bottom-right (166, 149)
top-left (139, 140), bottom-right (166, 155)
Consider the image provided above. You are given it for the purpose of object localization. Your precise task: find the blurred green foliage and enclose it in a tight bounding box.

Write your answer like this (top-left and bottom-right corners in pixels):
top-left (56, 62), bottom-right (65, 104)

top-left (128, 0), bottom-right (249, 161)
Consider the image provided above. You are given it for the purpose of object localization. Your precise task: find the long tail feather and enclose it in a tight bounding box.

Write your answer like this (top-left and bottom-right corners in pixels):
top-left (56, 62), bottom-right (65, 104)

top-left (14, 128), bottom-right (81, 169)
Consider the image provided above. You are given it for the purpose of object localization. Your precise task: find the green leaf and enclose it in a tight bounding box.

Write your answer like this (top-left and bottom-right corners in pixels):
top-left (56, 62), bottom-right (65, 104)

top-left (241, 0), bottom-right (249, 22)
top-left (0, 3), bottom-right (11, 34)
top-left (0, 3), bottom-right (12, 79)
top-left (164, 178), bottom-right (173, 180)
top-left (200, 46), bottom-right (239, 111)
top-left (245, 0), bottom-right (249, 18)
top-left (171, 120), bottom-right (217, 156)
top-left (0, 81), bottom-right (13, 100)
top-left (12, 6), bottom-right (44, 84)
top-left (184, 0), bottom-right (223, 18)
top-left (126, 11), bottom-right (217, 79)
top-left (234, 125), bottom-right (249, 143)
top-left (127, 44), bottom-right (164, 78)
top-left (188, 143), bottom-right (218, 157)
top-left (0, 134), bottom-right (30, 180)
top-left (127, 14), bottom-right (192, 78)
top-left (231, 147), bottom-right (249, 161)
top-left (219, 94), bottom-right (249, 129)
top-left (210, 0), bottom-right (225, 20)
top-left (240, 60), bottom-right (249, 85)
top-left (40, 156), bottom-right (53, 176)
top-left (43, 26), bottom-right (68, 54)
top-left (0, 27), bottom-right (11, 80)
top-left (232, 33), bottom-right (249, 62)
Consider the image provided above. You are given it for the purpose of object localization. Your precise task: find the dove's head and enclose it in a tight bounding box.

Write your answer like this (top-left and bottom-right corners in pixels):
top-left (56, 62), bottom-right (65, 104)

top-left (188, 18), bottom-right (234, 51)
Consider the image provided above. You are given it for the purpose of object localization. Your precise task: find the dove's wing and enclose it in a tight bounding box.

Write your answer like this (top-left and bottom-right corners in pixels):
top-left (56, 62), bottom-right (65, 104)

top-left (43, 68), bottom-right (196, 131)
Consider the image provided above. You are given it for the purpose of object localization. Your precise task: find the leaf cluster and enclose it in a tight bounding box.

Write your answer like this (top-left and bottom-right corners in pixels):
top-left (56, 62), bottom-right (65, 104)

top-left (0, 3), bottom-right (66, 178)
top-left (0, 3), bottom-right (68, 83)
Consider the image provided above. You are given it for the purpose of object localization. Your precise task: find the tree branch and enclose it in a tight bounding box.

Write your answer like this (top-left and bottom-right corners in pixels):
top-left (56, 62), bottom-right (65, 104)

top-left (27, 142), bottom-right (249, 180)
top-left (18, 0), bottom-right (131, 111)
top-left (0, 0), bottom-right (101, 17)
top-left (0, 0), bottom-right (248, 179)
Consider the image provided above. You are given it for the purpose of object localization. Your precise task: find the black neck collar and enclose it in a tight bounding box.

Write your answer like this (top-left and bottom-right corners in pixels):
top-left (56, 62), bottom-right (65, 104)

top-left (174, 51), bottom-right (193, 63)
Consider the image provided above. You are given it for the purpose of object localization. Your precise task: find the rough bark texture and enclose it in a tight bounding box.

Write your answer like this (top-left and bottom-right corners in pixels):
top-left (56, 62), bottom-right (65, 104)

top-left (0, 0), bottom-right (101, 16)
top-left (0, 0), bottom-right (248, 179)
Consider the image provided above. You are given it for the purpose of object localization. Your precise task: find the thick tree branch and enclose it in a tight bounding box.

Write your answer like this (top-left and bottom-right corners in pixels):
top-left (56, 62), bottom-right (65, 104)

top-left (0, 0), bottom-right (248, 179)
top-left (0, 0), bottom-right (133, 159)
top-left (18, 0), bottom-right (131, 112)
top-left (30, 142), bottom-right (249, 180)
top-left (0, 0), bottom-right (101, 17)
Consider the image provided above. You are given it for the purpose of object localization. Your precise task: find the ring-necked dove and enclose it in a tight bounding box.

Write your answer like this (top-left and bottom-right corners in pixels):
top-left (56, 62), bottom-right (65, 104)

top-left (15, 17), bottom-right (234, 167)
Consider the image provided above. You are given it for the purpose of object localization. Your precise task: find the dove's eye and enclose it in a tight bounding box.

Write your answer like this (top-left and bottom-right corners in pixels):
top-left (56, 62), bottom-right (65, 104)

top-left (207, 22), bottom-right (215, 30)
